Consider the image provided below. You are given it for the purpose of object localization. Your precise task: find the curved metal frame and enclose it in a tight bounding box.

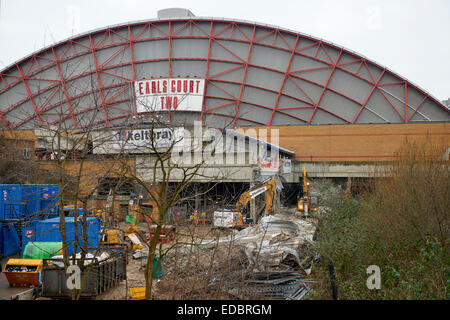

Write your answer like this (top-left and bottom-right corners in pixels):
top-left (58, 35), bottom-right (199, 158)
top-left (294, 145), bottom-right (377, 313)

top-left (0, 17), bottom-right (448, 129)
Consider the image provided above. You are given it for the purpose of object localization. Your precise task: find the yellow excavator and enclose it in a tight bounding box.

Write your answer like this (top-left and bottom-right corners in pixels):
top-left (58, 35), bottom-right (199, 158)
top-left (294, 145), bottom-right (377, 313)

top-left (236, 176), bottom-right (277, 217)
top-left (297, 167), bottom-right (319, 216)
top-left (214, 176), bottom-right (280, 228)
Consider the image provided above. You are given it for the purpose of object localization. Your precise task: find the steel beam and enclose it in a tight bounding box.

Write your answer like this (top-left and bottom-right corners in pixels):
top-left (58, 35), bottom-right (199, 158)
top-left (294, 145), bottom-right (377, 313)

top-left (233, 25), bottom-right (256, 128)
top-left (269, 35), bottom-right (300, 125)
top-left (89, 34), bottom-right (110, 125)
top-left (52, 48), bottom-right (79, 128)
top-left (353, 69), bottom-right (386, 123)
top-left (308, 50), bottom-right (343, 123)
top-left (201, 21), bottom-right (214, 124)
top-left (16, 64), bottom-right (44, 126)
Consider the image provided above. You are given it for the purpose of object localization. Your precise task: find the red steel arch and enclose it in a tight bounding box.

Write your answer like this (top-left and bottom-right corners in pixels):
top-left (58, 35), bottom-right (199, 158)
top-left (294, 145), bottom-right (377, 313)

top-left (0, 17), bottom-right (448, 130)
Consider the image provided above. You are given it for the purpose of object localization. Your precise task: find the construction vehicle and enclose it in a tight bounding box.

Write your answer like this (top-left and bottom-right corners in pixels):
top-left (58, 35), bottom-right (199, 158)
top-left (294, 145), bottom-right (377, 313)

top-left (125, 187), bottom-right (143, 236)
top-left (100, 229), bottom-right (123, 245)
top-left (213, 207), bottom-right (244, 228)
top-left (104, 188), bottom-right (114, 223)
top-left (126, 232), bottom-right (144, 251)
top-left (214, 176), bottom-right (281, 228)
top-left (123, 187), bottom-right (155, 252)
top-left (297, 167), bottom-right (319, 216)
top-left (99, 189), bottom-right (125, 246)
top-left (236, 176), bottom-right (278, 217)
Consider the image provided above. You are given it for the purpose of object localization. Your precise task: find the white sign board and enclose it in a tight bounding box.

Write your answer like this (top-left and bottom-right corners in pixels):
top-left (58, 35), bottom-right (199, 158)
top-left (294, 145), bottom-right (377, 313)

top-left (283, 159), bottom-right (291, 174)
top-left (259, 159), bottom-right (279, 174)
top-left (113, 127), bottom-right (184, 150)
top-left (135, 78), bottom-right (205, 112)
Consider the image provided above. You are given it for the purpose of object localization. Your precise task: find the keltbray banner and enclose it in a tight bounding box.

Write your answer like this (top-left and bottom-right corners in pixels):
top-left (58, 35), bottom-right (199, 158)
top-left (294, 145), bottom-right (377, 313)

top-left (113, 127), bottom-right (184, 150)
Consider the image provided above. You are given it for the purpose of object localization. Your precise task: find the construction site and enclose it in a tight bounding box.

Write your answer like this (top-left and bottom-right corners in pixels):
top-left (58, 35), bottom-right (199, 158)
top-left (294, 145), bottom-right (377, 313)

top-left (0, 127), bottom-right (322, 300)
top-left (0, 6), bottom-right (448, 301)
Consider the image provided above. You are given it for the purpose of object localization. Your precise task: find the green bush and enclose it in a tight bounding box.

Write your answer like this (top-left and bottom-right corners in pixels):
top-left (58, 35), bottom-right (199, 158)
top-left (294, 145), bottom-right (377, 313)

top-left (312, 142), bottom-right (449, 300)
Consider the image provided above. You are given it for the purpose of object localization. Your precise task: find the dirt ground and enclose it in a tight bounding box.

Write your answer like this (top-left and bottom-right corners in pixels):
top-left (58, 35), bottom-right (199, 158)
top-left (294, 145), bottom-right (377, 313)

top-left (97, 222), bottom-right (233, 300)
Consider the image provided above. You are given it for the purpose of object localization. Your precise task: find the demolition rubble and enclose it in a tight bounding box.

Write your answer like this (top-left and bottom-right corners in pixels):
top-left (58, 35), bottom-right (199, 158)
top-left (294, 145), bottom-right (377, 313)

top-left (200, 213), bottom-right (317, 300)
top-left (128, 212), bottom-right (318, 300)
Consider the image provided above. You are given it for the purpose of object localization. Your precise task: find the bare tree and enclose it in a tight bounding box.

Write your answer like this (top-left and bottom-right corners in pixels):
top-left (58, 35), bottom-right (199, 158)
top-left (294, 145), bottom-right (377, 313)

top-left (112, 108), bottom-right (229, 299)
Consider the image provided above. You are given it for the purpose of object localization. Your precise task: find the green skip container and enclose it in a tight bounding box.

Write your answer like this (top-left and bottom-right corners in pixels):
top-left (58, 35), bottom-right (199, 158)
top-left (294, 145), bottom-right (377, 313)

top-left (22, 242), bottom-right (63, 259)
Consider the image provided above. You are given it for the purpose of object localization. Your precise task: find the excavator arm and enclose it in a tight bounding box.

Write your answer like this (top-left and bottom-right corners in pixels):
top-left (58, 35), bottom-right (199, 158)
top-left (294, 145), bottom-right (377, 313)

top-left (213, 176), bottom-right (281, 228)
top-left (298, 167), bottom-right (319, 214)
top-left (235, 177), bottom-right (276, 215)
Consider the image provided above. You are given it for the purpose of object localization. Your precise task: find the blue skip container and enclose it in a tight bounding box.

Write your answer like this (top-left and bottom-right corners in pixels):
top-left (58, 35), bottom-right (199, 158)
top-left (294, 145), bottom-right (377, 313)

top-left (22, 217), bottom-right (101, 256)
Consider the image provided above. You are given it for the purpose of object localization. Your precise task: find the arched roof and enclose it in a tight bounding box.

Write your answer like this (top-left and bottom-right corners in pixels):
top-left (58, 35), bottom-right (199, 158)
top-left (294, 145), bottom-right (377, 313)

top-left (0, 15), bottom-right (449, 130)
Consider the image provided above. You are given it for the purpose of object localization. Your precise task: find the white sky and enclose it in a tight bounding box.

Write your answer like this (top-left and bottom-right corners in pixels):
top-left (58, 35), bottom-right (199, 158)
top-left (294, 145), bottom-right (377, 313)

top-left (0, 0), bottom-right (448, 100)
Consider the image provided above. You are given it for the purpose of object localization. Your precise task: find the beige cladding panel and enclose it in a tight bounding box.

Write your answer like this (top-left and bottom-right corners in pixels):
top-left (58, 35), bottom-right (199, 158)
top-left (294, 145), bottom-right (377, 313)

top-left (241, 123), bottom-right (449, 162)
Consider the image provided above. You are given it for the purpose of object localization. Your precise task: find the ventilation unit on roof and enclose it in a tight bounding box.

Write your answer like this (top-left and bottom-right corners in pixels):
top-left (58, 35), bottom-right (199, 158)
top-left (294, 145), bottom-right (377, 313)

top-left (157, 8), bottom-right (196, 19)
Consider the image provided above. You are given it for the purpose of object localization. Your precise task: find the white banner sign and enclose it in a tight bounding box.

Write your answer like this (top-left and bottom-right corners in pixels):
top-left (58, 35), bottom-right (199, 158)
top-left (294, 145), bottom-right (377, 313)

top-left (283, 159), bottom-right (291, 174)
top-left (113, 127), bottom-right (184, 150)
top-left (135, 78), bottom-right (205, 112)
top-left (259, 159), bottom-right (279, 174)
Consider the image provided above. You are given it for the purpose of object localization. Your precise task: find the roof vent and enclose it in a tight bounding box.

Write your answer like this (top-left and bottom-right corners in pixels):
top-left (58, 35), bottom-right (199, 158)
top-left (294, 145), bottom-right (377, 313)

top-left (157, 8), bottom-right (196, 19)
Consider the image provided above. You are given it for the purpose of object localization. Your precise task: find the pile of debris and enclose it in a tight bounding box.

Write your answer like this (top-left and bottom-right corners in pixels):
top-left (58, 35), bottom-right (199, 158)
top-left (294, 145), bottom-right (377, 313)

top-left (240, 215), bottom-right (316, 272)
top-left (227, 271), bottom-right (313, 300)
top-left (198, 214), bottom-right (316, 269)
top-left (196, 213), bottom-right (318, 300)
top-left (116, 214), bottom-right (318, 300)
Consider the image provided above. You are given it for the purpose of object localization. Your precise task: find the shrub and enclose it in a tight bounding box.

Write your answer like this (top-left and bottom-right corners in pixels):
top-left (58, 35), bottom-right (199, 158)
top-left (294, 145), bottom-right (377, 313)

top-left (313, 141), bottom-right (449, 300)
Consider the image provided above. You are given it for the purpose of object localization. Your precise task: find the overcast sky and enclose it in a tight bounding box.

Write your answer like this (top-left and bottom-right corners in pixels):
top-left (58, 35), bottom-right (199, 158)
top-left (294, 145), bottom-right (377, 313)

top-left (0, 0), bottom-right (448, 100)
